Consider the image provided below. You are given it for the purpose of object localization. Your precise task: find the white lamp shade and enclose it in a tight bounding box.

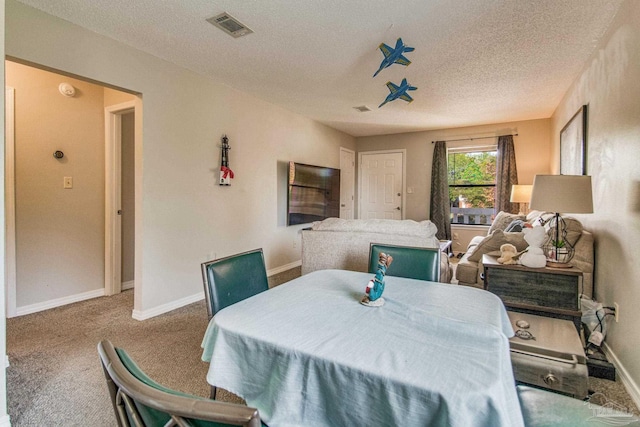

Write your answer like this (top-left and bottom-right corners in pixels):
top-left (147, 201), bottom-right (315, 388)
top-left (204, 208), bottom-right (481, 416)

top-left (529, 175), bottom-right (593, 213)
top-left (510, 185), bottom-right (533, 203)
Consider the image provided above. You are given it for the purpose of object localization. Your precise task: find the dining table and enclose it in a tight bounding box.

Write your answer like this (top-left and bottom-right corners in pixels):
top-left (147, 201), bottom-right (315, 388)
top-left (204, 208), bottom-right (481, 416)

top-left (201, 269), bottom-right (524, 427)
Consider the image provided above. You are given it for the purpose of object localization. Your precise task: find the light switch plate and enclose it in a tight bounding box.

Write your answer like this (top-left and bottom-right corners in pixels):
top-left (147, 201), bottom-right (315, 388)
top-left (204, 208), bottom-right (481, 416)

top-left (64, 177), bottom-right (73, 189)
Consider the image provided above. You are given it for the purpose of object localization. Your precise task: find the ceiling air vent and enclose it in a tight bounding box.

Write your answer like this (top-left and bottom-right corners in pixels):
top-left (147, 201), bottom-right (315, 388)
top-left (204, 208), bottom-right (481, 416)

top-left (206, 12), bottom-right (253, 38)
top-left (353, 105), bottom-right (371, 112)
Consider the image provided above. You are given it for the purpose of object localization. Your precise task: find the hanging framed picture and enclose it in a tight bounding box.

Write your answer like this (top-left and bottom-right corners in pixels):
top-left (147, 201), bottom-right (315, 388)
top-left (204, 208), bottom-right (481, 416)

top-left (560, 105), bottom-right (588, 175)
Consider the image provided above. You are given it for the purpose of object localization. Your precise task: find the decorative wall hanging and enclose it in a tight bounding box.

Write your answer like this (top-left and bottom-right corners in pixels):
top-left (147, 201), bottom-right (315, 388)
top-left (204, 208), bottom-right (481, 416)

top-left (373, 38), bottom-right (414, 77)
top-left (560, 104), bottom-right (588, 175)
top-left (219, 135), bottom-right (234, 186)
top-left (378, 78), bottom-right (417, 108)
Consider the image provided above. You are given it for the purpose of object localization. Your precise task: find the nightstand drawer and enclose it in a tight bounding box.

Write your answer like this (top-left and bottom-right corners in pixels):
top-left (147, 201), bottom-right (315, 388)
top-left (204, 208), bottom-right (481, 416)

top-left (484, 267), bottom-right (580, 311)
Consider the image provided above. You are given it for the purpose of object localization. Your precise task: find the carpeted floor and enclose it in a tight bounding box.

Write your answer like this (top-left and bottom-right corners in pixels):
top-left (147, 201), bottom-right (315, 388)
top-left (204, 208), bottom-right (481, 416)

top-left (6, 268), bottom-right (299, 426)
top-left (6, 265), bottom-right (638, 425)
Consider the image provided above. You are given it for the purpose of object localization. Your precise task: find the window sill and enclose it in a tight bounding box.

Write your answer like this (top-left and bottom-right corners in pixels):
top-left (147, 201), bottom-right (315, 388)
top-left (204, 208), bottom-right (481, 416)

top-left (451, 223), bottom-right (490, 229)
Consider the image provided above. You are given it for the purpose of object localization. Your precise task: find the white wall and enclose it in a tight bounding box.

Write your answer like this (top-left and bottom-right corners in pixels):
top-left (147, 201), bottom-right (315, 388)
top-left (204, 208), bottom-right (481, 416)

top-left (5, 0), bottom-right (356, 317)
top-left (356, 118), bottom-right (552, 251)
top-left (550, 0), bottom-right (640, 403)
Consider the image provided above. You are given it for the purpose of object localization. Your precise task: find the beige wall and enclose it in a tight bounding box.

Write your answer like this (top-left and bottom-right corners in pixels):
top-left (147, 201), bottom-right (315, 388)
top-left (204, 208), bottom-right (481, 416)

top-left (356, 118), bottom-right (552, 219)
top-left (0, 0), bottom-right (9, 423)
top-left (550, 0), bottom-right (640, 402)
top-left (104, 87), bottom-right (135, 107)
top-left (5, 0), bottom-right (356, 316)
top-left (6, 61), bottom-right (106, 307)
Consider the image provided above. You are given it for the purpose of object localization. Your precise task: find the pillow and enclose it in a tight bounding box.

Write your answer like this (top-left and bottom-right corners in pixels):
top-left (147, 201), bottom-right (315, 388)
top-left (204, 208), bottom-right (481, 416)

top-left (488, 212), bottom-right (526, 235)
top-left (467, 230), bottom-right (528, 262)
top-left (527, 211), bottom-right (555, 227)
top-left (505, 219), bottom-right (526, 232)
top-left (545, 216), bottom-right (583, 247)
top-left (526, 210), bottom-right (545, 222)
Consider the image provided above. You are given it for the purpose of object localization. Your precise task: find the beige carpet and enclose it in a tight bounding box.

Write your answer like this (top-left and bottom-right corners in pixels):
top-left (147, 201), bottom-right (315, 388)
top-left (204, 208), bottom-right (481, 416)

top-left (6, 266), bottom-right (638, 425)
top-left (6, 268), bottom-right (298, 426)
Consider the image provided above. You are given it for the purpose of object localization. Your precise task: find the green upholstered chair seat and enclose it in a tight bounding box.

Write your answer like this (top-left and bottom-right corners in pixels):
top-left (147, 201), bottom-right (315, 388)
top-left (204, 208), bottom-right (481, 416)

top-left (517, 385), bottom-right (640, 427)
top-left (368, 243), bottom-right (441, 282)
top-left (98, 340), bottom-right (265, 427)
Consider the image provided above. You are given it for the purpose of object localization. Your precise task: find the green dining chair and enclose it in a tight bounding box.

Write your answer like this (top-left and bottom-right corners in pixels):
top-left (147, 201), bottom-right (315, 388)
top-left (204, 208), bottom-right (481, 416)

top-left (201, 249), bottom-right (269, 320)
top-left (517, 384), bottom-right (640, 426)
top-left (97, 340), bottom-right (264, 427)
top-left (201, 249), bottom-right (269, 400)
top-left (368, 243), bottom-right (441, 282)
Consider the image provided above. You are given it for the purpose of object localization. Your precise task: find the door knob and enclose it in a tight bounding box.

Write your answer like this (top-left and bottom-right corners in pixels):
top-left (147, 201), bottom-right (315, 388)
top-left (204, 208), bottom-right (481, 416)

top-left (396, 207), bottom-right (401, 210)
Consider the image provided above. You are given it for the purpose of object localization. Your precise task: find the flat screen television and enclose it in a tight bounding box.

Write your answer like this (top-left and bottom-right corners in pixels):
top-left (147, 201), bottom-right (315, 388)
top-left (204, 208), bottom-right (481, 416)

top-left (287, 161), bottom-right (340, 226)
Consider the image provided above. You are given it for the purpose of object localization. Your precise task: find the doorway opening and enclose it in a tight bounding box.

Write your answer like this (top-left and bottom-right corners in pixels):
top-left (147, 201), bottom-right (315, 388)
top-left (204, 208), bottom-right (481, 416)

top-left (105, 103), bottom-right (136, 295)
top-left (5, 59), bottom-right (140, 316)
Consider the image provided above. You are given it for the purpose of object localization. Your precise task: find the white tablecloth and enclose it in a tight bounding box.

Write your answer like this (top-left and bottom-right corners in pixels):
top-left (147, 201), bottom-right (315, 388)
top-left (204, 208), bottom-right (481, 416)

top-left (202, 269), bottom-right (524, 427)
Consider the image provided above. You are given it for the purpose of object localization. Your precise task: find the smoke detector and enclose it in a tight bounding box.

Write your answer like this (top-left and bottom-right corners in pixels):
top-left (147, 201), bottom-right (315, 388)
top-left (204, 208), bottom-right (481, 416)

top-left (206, 12), bottom-right (253, 38)
top-left (59, 83), bottom-right (76, 97)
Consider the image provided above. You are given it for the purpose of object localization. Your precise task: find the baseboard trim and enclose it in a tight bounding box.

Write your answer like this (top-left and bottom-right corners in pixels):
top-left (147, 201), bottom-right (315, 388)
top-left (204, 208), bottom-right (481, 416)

top-left (9, 264), bottom-right (301, 320)
top-left (132, 262), bottom-right (302, 320)
top-left (132, 292), bottom-right (204, 321)
top-left (267, 260), bottom-right (301, 277)
top-left (16, 288), bottom-right (105, 316)
top-left (602, 342), bottom-right (640, 410)
top-left (0, 414), bottom-right (11, 427)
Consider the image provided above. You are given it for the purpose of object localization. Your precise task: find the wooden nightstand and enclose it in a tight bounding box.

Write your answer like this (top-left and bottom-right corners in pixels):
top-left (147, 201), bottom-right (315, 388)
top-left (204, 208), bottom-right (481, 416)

top-left (482, 254), bottom-right (583, 330)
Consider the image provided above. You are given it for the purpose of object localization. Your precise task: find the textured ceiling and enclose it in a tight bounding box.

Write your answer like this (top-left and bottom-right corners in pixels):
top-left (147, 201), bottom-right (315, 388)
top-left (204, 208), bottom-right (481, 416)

top-left (15, 0), bottom-right (622, 137)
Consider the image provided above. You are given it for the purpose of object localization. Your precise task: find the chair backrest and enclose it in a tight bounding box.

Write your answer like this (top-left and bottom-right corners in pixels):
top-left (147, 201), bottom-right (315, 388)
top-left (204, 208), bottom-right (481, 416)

top-left (97, 340), bottom-right (263, 427)
top-left (368, 243), bottom-right (441, 282)
top-left (201, 249), bottom-right (269, 320)
top-left (516, 384), bottom-right (640, 426)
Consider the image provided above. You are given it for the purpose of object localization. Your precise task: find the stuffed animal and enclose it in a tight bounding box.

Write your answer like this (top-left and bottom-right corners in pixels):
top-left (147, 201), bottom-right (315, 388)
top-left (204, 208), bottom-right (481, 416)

top-left (497, 243), bottom-right (518, 265)
top-left (519, 226), bottom-right (547, 268)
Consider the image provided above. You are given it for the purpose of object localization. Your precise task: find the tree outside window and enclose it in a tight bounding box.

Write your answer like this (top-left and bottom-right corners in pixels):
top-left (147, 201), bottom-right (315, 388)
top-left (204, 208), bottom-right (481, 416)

top-left (448, 148), bottom-right (496, 225)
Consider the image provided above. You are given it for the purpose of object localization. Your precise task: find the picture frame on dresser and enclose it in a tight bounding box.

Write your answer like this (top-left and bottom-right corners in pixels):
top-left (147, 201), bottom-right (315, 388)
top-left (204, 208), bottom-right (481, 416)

top-left (560, 104), bottom-right (588, 175)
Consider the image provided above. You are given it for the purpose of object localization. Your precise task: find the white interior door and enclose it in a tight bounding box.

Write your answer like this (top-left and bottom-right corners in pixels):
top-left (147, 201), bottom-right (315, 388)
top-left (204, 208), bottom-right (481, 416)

top-left (359, 151), bottom-right (404, 219)
top-left (339, 148), bottom-right (355, 219)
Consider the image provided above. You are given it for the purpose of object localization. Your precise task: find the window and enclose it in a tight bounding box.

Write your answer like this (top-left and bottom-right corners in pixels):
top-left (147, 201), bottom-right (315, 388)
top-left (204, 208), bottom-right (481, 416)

top-left (448, 146), bottom-right (497, 225)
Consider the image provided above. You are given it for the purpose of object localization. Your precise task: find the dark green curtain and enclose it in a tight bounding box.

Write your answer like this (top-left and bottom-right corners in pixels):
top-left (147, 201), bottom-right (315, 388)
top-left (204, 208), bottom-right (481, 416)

top-left (429, 141), bottom-right (451, 240)
top-left (495, 135), bottom-right (518, 214)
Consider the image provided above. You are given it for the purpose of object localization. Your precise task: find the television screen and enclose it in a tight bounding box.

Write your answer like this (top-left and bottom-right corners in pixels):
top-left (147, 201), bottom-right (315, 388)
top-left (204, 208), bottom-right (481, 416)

top-left (287, 162), bottom-right (340, 226)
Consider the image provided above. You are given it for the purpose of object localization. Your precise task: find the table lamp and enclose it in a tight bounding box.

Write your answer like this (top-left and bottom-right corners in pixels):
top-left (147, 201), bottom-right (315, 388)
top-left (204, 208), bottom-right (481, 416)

top-left (510, 184), bottom-right (533, 215)
top-left (529, 175), bottom-right (593, 267)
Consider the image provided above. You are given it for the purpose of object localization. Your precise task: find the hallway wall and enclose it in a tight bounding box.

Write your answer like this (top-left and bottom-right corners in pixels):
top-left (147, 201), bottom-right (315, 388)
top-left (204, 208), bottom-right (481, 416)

top-left (6, 61), bottom-right (105, 308)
